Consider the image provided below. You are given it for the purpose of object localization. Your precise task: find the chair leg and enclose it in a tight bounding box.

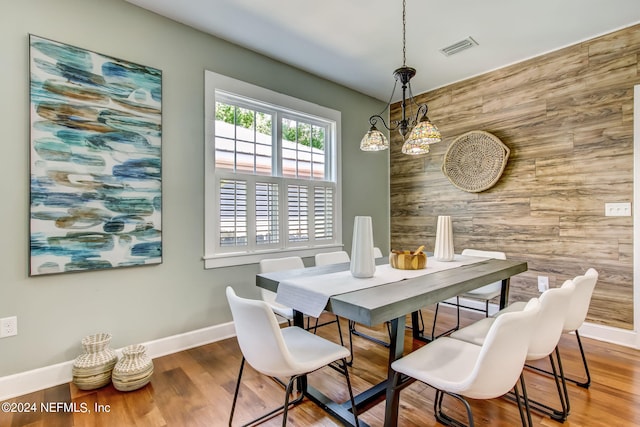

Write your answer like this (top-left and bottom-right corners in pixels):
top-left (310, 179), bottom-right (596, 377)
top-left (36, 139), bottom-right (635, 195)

top-left (281, 376), bottom-right (298, 426)
top-left (431, 304), bottom-right (440, 340)
top-left (229, 358), bottom-right (305, 427)
top-left (512, 349), bottom-right (568, 422)
top-left (349, 320), bottom-right (391, 347)
top-left (229, 357), bottom-right (246, 427)
top-left (574, 330), bottom-right (592, 388)
top-left (334, 316), bottom-right (354, 366)
top-left (541, 349), bottom-right (569, 422)
top-left (340, 358), bottom-right (359, 427)
top-left (555, 346), bottom-right (571, 415)
top-left (514, 373), bottom-right (533, 427)
top-left (525, 331), bottom-right (591, 389)
top-left (432, 297), bottom-right (461, 340)
top-left (334, 316), bottom-right (345, 346)
top-left (434, 390), bottom-right (474, 427)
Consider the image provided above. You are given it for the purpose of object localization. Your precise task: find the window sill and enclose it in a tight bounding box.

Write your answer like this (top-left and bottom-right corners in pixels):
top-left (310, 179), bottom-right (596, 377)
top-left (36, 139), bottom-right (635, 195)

top-left (203, 244), bottom-right (344, 269)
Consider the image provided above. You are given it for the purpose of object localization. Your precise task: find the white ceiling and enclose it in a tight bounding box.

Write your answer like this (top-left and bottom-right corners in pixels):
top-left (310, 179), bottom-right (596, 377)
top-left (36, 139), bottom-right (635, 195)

top-left (126, 0), bottom-right (640, 101)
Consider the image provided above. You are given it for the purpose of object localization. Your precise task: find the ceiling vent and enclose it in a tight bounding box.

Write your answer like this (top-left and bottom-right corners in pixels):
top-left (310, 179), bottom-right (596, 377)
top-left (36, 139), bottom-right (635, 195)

top-left (440, 37), bottom-right (478, 57)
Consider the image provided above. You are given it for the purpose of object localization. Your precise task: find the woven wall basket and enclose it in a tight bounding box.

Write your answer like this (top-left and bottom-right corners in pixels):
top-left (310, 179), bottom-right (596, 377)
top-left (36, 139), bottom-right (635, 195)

top-left (442, 130), bottom-right (510, 193)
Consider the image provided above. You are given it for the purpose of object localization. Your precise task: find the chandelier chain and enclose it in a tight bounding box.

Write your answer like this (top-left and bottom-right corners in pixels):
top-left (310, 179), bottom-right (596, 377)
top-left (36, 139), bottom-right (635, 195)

top-left (402, 0), bottom-right (407, 66)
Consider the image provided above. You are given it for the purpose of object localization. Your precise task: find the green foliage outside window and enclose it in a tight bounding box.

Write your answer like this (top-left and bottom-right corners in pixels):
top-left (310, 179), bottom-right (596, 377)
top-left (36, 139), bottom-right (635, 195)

top-left (216, 102), bottom-right (324, 150)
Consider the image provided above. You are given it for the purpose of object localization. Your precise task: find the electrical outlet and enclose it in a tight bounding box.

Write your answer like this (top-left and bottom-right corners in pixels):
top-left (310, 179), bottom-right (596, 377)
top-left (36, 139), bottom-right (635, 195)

top-left (537, 276), bottom-right (549, 293)
top-left (0, 316), bottom-right (18, 338)
top-left (605, 202), bottom-right (631, 217)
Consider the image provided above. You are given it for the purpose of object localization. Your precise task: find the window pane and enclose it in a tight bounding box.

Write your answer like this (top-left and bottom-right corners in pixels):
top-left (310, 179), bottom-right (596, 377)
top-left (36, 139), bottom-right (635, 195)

top-left (282, 118), bottom-right (296, 143)
top-left (214, 136), bottom-right (235, 170)
top-left (256, 112), bottom-right (273, 175)
top-left (280, 118), bottom-right (328, 180)
top-left (219, 179), bottom-right (247, 246)
top-left (256, 112), bottom-right (272, 137)
top-left (235, 107), bottom-right (255, 139)
top-left (215, 101), bottom-right (274, 175)
top-left (282, 148), bottom-right (297, 178)
top-left (312, 126), bottom-right (326, 179)
top-left (287, 184), bottom-right (308, 242)
top-left (298, 122), bottom-right (311, 147)
top-left (215, 102), bottom-right (235, 138)
top-left (296, 122), bottom-right (312, 179)
top-left (314, 186), bottom-right (334, 240)
top-left (312, 126), bottom-right (325, 151)
top-left (256, 182), bottom-right (279, 245)
top-left (255, 143), bottom-right (272, 175)
top-left (235, 140), bottom-right (255, 173)
top-left (282, 118), bottom-right (297, 177)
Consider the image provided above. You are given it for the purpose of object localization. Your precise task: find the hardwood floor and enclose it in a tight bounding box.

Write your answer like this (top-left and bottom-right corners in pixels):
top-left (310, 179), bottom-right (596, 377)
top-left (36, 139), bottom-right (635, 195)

top-left (2, 306), bottom-right (640, 426)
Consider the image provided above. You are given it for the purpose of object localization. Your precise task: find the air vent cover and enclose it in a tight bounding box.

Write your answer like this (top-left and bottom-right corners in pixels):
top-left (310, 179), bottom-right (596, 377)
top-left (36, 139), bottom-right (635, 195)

top-left (440, 37), bottom-right (478, 56)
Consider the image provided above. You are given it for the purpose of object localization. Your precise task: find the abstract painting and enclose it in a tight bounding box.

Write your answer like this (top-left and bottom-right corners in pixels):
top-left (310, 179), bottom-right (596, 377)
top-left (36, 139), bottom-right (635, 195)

top-left (29, 35), bottom-right (162, 276)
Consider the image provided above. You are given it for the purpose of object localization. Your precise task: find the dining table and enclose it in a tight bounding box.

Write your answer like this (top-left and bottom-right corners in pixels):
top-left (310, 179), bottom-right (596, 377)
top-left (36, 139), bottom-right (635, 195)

top-left (256, 254), bottom-right (528, 427)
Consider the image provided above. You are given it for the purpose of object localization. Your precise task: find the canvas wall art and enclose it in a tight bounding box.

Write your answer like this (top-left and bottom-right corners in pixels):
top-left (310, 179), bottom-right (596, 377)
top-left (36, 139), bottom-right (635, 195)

top-left (29, 35), bottom-right (162, 276)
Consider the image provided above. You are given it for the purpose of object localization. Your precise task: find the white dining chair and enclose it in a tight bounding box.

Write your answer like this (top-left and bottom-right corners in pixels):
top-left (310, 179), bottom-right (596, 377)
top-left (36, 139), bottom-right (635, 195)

top-left (373, 247), bottom-right (384, 259)
top-left (259, 256), bottom-right (305, 325)
top-left (451, 279), bottom-right (576, 422)
top-left (315, 250), bottom-right (350, 266)
top-left (390, 298), bottom-right (541, 427)
top-left (526, 268), bottom-right (599, 388)
top-left (226, 287), bottom-right (359, 426)
top-left (431, 248), bottom-right (507, 338)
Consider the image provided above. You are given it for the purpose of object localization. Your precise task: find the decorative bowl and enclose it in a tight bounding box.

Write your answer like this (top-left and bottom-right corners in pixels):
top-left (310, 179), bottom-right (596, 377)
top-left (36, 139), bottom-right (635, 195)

top-left (390, 250), bottom-right (427, 270)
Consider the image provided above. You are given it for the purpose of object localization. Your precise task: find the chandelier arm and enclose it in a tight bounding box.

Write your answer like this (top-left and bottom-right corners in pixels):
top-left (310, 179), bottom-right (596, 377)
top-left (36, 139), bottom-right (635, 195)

top-left (411, 104), bottom-right (429, 125)
top-left (370, 79), bottom-right (399, 119)
top-left (406, 82), bottom-right (430, 124)
top-left (407, 82), bottom-right (420, 108)
top-left (369, 114), bottom-right (400, 132)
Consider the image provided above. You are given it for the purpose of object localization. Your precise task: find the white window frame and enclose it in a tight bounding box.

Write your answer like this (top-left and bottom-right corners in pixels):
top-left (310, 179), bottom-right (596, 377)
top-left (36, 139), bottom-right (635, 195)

top-left (204, 71), bottom-right (343, 268)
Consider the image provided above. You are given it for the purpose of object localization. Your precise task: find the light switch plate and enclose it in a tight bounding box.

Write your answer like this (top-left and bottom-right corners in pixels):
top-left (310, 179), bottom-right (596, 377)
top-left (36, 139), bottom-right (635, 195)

top-left (537, 276), bottom-right (549, 293)
top-left (605, 202), bottom-right (631, 217)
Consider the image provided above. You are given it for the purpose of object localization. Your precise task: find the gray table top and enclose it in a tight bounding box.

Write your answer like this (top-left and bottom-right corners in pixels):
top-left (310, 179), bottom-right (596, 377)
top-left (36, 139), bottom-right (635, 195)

top-left (256, 257), bottom-right (527, 326)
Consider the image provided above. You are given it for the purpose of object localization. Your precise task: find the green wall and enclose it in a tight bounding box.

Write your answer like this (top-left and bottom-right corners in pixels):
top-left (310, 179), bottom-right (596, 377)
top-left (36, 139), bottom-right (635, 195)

top-left (0, 0), bottom-right (389, 377)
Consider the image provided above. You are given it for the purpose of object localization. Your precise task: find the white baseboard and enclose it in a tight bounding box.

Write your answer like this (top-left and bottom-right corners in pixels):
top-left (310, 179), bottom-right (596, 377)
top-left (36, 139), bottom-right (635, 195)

top-left (453, 298), bottom-right (639, 348)
top-left (578, 321), bottom-right (638, 348)
top-left (0, 321), bottom-right (236, 402)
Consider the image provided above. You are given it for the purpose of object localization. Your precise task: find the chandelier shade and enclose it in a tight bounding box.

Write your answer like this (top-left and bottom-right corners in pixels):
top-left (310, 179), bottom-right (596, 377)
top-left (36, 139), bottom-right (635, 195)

top-left (360, 123), bottom-right (389, 151)
top-left (360, 0), bottom-right (441, 155)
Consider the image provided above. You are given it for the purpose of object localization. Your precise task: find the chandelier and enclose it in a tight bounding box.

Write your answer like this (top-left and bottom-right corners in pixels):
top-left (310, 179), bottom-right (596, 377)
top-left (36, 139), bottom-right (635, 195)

top-left (360, 0), bottom-right (441, 155)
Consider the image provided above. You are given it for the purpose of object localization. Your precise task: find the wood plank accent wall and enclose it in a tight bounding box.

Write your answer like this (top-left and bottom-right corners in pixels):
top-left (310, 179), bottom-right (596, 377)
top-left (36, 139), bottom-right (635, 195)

top-left (390, 24), bottom-right (640, 329)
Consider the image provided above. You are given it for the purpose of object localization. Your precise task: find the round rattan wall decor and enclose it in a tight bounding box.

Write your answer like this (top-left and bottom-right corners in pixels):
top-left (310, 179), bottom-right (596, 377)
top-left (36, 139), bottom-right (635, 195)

top-left (442, 130), bottom-right (510, 193)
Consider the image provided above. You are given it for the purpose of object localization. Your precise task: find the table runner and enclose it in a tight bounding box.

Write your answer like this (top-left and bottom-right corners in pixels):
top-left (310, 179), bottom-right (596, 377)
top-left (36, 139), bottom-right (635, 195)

top-left (275, 255), bottom-right (485, 317)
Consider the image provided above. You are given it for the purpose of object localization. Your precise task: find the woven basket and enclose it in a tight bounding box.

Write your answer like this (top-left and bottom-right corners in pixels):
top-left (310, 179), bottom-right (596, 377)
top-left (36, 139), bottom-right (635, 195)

top-left (112, 344), bottom-right (154, 392)
top-left (72, 333), bottom-right (118, 390)
top-left (442, 131), bottom-right (510, 193)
